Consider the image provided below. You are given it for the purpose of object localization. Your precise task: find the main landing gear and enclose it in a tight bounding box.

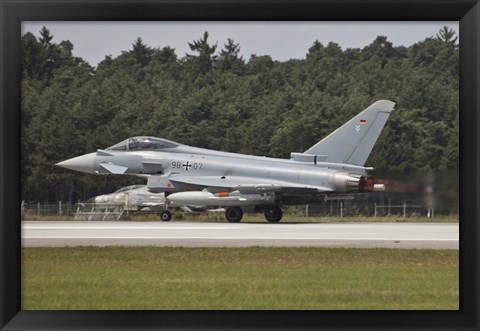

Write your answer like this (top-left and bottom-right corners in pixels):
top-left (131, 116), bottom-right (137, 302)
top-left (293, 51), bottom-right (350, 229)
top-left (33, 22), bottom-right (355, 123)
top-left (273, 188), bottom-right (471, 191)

top-left (224, 204), bottom-right (283, 223)
top-left (225, 206), bottom-right (243, 223)
top-left (263, 205), bottom-right (283, 223)
top-left (160, 210), bottom-right (172, 222)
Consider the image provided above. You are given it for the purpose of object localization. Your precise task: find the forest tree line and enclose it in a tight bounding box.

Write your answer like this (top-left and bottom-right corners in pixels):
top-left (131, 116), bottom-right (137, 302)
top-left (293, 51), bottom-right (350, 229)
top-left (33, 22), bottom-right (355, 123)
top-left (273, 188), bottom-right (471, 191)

top-left (21, 27), bottom-right (459, 203)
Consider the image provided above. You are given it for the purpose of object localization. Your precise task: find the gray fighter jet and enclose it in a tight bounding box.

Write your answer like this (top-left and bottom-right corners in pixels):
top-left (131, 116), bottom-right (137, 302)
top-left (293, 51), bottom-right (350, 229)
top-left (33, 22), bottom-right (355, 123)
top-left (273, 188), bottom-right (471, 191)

top-left (56, 100), bottom-right (394, 222)
top-left (91, 184), bottom-right (222, 220)
top-left (92, 184), bottom-right (169, 212)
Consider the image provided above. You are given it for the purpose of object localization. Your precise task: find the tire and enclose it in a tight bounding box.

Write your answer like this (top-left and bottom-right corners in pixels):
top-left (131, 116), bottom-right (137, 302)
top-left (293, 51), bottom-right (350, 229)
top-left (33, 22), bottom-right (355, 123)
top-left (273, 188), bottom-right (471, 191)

top-left (160, 210), bottom-right (172, 222)
top-left (225, 207), bottom-right (243, 223)
top-left (264, 205), bottom-right (283, 223)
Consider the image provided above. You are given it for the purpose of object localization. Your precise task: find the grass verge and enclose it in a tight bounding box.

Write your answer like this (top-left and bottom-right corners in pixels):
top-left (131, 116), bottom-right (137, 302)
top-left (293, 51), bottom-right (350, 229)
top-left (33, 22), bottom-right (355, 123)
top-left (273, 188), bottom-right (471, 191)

top-left (22, 246), bottom-right (458, 310)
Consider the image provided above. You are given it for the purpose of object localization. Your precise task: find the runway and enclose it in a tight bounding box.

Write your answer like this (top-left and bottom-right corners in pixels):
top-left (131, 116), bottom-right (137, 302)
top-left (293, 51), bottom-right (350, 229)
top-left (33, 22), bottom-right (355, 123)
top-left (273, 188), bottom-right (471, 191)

top-left (22, 221), bottom-right (459, 249)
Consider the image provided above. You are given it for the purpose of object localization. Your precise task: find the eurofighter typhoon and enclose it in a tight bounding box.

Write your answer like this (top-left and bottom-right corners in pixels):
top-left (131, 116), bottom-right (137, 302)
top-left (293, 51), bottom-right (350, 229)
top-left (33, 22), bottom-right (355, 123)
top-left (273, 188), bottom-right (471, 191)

top-left (91, 184), bottom-right (223, 219)
top-left (56, 100), bottom-right (394, 222)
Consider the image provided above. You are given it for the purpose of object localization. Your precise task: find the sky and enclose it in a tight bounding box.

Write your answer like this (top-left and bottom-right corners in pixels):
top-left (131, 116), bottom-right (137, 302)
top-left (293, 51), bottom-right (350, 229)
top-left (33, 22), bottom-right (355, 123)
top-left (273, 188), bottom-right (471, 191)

top-left (22, 21), bottom-right (459, 67)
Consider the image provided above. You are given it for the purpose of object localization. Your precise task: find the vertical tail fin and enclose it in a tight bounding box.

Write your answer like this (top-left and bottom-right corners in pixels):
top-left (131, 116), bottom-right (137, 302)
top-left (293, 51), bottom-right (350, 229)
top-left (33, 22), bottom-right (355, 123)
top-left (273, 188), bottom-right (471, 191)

top-left (304, 100), bottom-right (395, 166)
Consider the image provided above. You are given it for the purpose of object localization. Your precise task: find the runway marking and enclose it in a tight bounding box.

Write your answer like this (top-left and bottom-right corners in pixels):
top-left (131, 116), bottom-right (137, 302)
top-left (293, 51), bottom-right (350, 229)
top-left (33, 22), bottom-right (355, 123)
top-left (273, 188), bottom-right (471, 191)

top-left (22, 236), bottom-right (458, 241)
top-left (22, 221), bottom-right (458, 249)
top-left (23, 226), bottom-right (246, 230)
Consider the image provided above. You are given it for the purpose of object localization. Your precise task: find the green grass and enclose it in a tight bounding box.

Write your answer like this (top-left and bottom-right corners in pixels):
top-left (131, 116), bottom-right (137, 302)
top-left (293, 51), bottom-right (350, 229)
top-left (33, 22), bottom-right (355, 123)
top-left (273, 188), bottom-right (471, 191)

top-left (22, 246), bottom-right (458, 310)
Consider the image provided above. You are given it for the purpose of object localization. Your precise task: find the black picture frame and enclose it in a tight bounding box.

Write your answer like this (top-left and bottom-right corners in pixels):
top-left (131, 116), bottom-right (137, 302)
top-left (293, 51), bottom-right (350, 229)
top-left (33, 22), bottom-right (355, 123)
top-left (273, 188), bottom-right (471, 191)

top-left (1, 0), bottom-right (479, 330)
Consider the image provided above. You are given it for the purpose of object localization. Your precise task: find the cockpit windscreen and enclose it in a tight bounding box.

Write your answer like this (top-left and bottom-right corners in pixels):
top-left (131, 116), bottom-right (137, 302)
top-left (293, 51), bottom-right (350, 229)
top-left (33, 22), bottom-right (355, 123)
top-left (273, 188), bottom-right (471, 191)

top-left (114, 185), bottom-right (146, 193)
top-left (107, 137), bottom-right (179, 151)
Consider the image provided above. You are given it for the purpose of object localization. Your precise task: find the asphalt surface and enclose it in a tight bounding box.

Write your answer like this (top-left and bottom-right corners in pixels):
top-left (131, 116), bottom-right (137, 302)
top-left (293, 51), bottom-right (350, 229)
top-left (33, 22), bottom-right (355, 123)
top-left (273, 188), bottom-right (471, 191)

top-left (22, 221), bottom-right (459, 249)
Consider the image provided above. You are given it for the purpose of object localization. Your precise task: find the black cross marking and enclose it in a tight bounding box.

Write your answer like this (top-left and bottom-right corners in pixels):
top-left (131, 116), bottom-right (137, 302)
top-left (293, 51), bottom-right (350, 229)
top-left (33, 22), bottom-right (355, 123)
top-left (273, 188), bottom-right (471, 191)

top-left (183, 161), bottom-right (192, 171)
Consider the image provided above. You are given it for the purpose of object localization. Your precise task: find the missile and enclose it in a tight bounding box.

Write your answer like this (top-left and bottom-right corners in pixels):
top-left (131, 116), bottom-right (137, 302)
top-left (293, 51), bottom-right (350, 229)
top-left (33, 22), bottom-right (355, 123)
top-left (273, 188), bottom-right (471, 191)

top-left (166, 190), bottom-right (274, 207)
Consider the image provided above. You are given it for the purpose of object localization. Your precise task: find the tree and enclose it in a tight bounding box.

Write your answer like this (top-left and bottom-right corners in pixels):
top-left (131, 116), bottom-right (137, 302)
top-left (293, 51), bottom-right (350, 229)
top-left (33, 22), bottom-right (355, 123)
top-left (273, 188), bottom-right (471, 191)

top-left (436, 26), bottom-right (458, 49)
top-left (21, 32), bottom-right (46, 80)
top-left (130, 37), bottom-right (154, 66)
top-left (361, 36), bottom-right (394, 62)
top-left (306, 40), bottom-right (324, 59)
top-left (186, 31), bottom-right (218, 74)
top-left (217, 38), bottom-right (244, 73)
top-left (442, 112), bottom-right (459, 169)
top-left (39, 26), bottom-right (53, 46)
top-left (305, 42), bottom-right (343, 92)
top-left (153, 46), bottom-right (177, 65)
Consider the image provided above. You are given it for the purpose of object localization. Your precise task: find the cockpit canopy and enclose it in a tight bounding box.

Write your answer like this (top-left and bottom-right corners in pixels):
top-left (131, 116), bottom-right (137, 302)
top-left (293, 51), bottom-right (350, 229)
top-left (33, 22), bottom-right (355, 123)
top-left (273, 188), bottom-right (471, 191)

top-left (113, 185), bottom-right (146, 193)
top-left (107, 136), bottom-right (180, 151)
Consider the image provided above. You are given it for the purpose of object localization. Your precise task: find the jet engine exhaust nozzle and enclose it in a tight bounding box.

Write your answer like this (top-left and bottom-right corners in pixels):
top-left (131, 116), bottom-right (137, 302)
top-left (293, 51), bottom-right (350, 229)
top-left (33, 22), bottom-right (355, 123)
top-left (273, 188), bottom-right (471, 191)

top-left (333, 172), bottom-right (373, 193)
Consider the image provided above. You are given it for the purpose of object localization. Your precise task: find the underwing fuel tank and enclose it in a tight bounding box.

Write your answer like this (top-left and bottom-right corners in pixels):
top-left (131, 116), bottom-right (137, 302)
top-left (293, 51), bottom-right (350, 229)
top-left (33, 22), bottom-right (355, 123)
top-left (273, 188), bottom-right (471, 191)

top-left (166, 190), bottom-right (274, 207)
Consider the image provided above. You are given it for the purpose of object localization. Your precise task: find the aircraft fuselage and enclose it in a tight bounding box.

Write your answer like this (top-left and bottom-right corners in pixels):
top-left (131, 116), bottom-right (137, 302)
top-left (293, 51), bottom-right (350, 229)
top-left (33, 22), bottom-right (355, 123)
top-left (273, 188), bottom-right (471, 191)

top-left (90, 148), bottom-right (370, 193)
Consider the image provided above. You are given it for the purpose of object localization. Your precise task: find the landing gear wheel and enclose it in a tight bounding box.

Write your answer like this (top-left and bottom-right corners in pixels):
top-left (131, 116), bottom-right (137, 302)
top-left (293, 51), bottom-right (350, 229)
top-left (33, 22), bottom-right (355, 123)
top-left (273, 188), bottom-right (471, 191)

top-left (264, 205), bottom-right (283, 223)
top-left (160, 210), bottom-right (172, 222)
top-left (225, 207), bottom-right (243, 223)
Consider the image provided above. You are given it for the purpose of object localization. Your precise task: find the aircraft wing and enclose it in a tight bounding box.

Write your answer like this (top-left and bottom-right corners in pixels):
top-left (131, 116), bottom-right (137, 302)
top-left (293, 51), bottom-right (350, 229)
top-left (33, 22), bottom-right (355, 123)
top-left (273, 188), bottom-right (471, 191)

top-left (99, 163), bottom-right (128, 174)
top-left (168, 175), bottom-right (333, 194)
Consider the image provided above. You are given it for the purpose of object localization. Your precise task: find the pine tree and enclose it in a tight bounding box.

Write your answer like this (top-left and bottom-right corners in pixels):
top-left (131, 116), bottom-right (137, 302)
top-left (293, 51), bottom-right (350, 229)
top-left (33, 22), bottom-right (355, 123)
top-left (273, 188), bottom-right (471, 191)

top-left (186, 31), bottom-right (218, 74)
top-left (436, 26), bottom-right (458, 49)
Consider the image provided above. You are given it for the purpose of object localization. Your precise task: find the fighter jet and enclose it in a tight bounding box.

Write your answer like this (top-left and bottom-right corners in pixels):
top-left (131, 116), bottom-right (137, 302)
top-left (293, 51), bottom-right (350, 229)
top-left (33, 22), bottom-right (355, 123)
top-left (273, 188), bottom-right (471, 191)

top-left (56, 100), bottom-right (394, 222)
top-left (91, 184), bottom-right (222, 220)
top-left (92, 184), bottom-right (168, 212)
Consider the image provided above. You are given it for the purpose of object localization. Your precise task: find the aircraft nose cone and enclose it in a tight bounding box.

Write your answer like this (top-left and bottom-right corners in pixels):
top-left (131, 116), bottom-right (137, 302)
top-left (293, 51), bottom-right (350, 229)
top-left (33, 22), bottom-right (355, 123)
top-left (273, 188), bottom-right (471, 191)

top-left (55, 152), bottom-right (96, 174)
